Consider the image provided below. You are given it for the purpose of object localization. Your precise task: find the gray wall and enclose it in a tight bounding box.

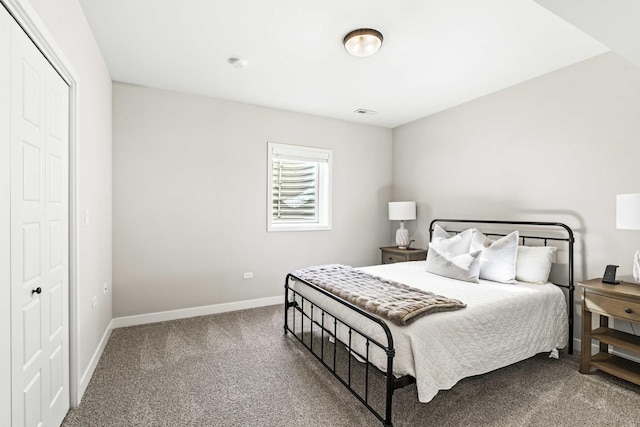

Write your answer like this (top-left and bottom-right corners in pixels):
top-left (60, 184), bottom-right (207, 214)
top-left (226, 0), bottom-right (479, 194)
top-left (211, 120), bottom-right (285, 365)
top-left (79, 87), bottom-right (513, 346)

top-left (392, 52), bottom-right (640, 338)
top-left (113, 83), bottom-right (393, 317)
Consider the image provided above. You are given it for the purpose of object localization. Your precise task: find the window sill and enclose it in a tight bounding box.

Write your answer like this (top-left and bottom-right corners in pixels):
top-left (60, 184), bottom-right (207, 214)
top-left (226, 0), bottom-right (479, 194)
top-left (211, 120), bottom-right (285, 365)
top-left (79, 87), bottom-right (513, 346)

top-left (268, 223), bottom-right (332, 232)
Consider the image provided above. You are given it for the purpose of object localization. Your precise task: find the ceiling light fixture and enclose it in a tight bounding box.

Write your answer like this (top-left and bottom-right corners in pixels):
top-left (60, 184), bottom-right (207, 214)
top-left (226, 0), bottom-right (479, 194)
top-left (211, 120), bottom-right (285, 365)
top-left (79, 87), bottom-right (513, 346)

top-left (343, 28), bottom-right (383, 57)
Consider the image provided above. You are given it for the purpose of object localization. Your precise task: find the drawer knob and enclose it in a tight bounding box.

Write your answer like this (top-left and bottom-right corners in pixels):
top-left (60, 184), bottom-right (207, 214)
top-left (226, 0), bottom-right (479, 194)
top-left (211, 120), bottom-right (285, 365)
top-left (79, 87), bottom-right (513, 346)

top-left (625, 307), bottom-right (633, 314)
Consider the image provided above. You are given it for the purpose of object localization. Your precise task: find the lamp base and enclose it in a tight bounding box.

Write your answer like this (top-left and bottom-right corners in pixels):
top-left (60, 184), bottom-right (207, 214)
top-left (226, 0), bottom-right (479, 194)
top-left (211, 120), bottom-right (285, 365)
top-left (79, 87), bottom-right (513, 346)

top-left (396, 227), bottom-right (410, 249)
top-left (634, 249), bottom-right (640, 282)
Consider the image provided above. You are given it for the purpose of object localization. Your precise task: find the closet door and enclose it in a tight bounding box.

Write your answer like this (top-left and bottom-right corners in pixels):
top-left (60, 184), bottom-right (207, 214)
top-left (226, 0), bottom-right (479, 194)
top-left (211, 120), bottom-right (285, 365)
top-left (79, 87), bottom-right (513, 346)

top-left (8, 6), bottom-right (70, 426)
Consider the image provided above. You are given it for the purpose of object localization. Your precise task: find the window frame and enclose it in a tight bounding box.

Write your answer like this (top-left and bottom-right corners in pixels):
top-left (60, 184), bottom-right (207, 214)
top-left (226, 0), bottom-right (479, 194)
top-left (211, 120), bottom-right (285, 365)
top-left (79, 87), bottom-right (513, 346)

top-left (267, 142), bottom-right (332, 232)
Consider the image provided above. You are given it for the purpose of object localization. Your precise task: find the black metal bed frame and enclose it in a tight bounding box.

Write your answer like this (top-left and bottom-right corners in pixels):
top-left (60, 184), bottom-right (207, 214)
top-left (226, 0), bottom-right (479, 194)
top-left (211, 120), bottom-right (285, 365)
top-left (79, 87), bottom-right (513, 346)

top-left (284, 219), bottom-right (575, 427)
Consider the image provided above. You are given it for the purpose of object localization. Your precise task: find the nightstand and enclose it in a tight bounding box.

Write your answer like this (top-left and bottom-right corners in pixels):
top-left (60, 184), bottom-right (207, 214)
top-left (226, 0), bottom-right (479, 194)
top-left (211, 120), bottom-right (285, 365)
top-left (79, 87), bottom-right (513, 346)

top-left (380, 246), bottom-right (427, 265)
top-left (578, 278), bottom-right (640, 386)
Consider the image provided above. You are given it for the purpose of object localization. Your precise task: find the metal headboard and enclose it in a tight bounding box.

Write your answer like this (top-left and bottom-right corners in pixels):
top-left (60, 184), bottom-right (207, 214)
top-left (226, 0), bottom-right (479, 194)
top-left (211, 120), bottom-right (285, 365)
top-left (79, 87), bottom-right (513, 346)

top-left (429, 219), bottom-right (575, 354)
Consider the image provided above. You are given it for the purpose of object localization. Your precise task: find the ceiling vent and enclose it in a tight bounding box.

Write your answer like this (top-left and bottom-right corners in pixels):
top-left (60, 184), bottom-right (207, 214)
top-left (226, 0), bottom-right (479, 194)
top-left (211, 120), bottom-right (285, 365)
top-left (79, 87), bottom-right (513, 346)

top-left (227, 57), bottom-right (248, 69)
top-left (354, 108), bottom-right (378, 115)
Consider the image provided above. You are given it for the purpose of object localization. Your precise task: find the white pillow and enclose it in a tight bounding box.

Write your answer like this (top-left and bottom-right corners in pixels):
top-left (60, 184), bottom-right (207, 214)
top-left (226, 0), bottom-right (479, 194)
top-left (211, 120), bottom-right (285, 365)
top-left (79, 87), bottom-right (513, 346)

top-left (516, 246), bottom-right (557, 284)
top-left (425, 242), bottom-right (481, 283)
top-left (470, 230), bottom-right (519, 283)
top-left (431, 225), bottom-right (475, 256)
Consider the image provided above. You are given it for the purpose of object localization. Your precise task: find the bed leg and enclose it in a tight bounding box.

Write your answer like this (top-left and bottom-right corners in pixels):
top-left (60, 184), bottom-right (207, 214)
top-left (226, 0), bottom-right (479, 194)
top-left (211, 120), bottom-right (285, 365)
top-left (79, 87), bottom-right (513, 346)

top-left (283, 299), bottom-right (288, 336)
top-left (568, 284), bottom-right (574, 354)
top-left (568, 239), bottom-right (575, 355)
top-left (384, 349), bottom-right (395, 427)
top-left (284, 277), bottom-right (289, 335)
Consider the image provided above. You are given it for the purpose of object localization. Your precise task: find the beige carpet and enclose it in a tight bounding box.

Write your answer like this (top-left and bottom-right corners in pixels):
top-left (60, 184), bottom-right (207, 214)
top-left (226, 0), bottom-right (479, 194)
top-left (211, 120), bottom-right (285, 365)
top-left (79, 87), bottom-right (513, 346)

top-left (62, 305), bottom-right (640, 426)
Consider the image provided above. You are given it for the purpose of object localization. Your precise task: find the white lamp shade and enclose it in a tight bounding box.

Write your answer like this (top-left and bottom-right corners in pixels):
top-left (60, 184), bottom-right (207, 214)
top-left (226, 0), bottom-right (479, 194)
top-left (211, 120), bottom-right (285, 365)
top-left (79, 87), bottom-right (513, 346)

top-left (616, 193), bottom-right (640, 230)
top-left (388, 201), bottom-right (416, 221)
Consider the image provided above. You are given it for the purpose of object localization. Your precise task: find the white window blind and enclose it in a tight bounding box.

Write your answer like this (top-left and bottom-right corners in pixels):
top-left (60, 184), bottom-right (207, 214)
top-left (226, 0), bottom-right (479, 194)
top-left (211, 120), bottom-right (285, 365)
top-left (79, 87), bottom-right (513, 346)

top-left (272, 160), bottom-right (318, 221)
top-left (268, 143), bottom-right (332, 231)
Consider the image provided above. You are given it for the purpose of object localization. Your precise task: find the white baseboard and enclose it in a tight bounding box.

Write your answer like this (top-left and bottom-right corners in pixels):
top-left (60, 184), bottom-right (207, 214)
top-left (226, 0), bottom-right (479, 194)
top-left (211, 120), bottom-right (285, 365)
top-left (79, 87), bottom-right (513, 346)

top-left (78, 319), bottom-right (113, 402)
top-left (112, 295), bottom-right (283, 329)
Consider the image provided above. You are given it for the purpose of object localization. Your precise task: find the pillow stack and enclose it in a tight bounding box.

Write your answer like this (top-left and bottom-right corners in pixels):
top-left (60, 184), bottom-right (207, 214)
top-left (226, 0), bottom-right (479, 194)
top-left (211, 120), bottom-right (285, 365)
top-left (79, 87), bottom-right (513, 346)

top-left (426, 225), bottom-right (556, 285)
top-left (425, 227), bottom-right (481, 283)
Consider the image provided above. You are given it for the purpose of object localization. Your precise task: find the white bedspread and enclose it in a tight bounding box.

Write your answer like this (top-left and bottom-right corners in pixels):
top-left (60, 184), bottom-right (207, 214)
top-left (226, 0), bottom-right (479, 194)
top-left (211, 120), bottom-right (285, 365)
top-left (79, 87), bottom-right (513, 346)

top-left (290, 261), bottom-right (568, 403)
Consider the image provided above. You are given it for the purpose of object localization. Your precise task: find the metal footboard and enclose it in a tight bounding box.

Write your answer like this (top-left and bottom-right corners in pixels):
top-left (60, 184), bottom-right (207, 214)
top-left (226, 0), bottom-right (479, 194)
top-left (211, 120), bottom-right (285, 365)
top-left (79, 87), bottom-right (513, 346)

top-left (284, 273), bottom-right (414, 427)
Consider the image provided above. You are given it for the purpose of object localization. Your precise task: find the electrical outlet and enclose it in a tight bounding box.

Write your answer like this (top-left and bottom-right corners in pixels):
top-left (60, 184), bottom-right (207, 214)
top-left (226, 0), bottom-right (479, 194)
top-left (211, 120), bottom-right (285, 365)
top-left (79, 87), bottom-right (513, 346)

top-left (103, 282), bottom-right (108, 294)
top-left (92, 296), bottom-right (97, 309)
top-left (243, 272), bottom-right (253, 279)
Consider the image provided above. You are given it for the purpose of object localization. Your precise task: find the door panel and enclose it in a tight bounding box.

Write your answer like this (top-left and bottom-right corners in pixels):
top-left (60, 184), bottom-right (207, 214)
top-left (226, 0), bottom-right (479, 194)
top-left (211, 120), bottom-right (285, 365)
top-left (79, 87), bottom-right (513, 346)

top-left (44, 60), bottom-right (69, 426)
top-left (22, 144), bottom-right (41, 202)
top-left (9, 7), bottom-right (70, 426)
top-left (21, 222), bottom-right (41, 282)
top-left (21, 61), bottom-right (41, 128)
top-left (48, 156), bottom-right (62, 205)
top-left (49, 220), bottom-right (62, 270)
top-left (23, 372), bottom-right (43, 427)
top-left (22, 299), bottom-right (42, 368)
top-left (49, 282), bottom-right (63, 339)
top-left (49, 344), bottom-right (64, 407)
top-left (11, 21), bottom-right (49, 427)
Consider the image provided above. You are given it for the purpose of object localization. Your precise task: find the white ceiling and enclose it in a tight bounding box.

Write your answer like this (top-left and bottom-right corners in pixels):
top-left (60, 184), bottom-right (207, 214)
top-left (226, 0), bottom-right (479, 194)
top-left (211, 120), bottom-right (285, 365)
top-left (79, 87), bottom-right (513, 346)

top-left (533, 0), bottom-right (640, 69)
top-left (79, 0), bottom-right (611, 128)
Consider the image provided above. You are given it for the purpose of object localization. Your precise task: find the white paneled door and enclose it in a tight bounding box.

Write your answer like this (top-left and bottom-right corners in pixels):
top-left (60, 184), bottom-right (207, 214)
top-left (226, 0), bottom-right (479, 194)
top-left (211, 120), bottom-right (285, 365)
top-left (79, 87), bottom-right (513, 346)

top-left (4, 5), bottom-right (70, 426)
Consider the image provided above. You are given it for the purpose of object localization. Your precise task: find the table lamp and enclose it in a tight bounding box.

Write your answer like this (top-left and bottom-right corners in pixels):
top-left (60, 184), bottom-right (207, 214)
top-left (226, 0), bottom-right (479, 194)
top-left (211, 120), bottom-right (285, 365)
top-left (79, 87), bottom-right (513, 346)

top-left (388, 201), bottom-right (416, 249)
top-left (616, 193), bottom-right (640, 281)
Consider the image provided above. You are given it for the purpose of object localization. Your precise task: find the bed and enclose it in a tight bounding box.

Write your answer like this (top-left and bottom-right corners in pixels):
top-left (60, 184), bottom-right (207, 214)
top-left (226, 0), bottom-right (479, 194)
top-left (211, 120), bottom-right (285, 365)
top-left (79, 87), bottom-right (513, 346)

top-left (283, 219), bottom-right (575, 427)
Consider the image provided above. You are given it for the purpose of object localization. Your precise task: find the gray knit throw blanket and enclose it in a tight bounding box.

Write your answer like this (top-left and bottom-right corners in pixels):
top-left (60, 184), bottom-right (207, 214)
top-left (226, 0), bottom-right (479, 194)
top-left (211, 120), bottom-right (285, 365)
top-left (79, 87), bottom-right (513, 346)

top-left (291, 265), bottom-right (466, 326)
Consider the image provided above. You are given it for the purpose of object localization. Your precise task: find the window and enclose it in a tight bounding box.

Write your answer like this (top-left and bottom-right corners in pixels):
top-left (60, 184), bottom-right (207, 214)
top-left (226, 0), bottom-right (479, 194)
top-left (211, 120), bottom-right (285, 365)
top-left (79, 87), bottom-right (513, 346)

top-left (268, 142), bottom-right (332, 231)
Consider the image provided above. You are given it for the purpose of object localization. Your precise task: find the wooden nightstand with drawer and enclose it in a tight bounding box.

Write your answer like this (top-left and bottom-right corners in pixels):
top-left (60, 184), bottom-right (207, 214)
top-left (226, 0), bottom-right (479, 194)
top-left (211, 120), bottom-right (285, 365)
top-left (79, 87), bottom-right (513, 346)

top-left (578, 278), bottom-right (640, 385)
top-left (380, 246), bottom-right (427, 265)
